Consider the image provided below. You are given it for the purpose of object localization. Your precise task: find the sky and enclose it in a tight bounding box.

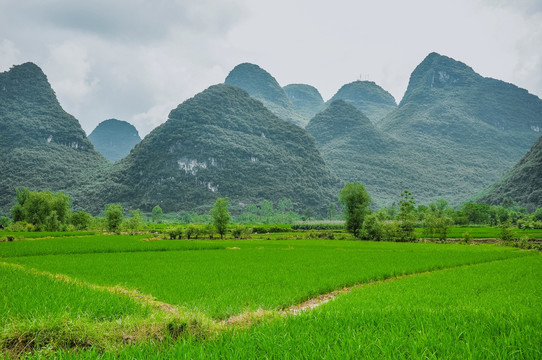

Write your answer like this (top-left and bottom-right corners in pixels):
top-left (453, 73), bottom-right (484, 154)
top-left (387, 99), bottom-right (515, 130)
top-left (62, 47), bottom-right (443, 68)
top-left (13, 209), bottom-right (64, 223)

top-left (1, 0), bottom-right (541, 136)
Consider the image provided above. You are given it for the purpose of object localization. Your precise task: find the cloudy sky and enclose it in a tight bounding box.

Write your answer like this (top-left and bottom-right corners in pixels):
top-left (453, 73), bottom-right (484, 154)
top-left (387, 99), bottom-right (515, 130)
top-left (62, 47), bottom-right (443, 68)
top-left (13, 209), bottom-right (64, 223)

top-left (1, 0), bottom-right (541, 136)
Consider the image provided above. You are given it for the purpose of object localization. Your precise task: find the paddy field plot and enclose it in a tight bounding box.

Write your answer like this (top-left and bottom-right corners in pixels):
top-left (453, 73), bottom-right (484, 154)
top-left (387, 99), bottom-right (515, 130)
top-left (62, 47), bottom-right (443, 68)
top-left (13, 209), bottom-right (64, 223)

top-left (0, 233), bottom-right (540, 358)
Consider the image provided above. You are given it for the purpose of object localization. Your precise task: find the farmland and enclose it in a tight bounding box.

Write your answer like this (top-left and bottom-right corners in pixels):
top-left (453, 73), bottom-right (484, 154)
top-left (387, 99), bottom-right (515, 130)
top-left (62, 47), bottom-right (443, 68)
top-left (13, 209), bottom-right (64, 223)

top-left (0, 230), bottom-right (540, 358)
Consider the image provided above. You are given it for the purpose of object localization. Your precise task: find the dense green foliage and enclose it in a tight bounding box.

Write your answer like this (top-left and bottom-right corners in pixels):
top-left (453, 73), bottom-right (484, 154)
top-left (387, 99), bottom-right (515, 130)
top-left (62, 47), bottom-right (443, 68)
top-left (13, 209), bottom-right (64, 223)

top-left (151, 205), bottom-right (163, 223)
top-left (0, 63), bottom-right (111, 214)
top-left (88, 119), bottom-right (141, 162)
top-left (338, 182), bottom-right (371, 237)
top-left (327, 80), bottom-right (397, 123)
top-left (308, 53), bottom-right (542, 206)
top-left (306, 100), bottom-right (401, 206)
top-left (104, 204), bottom-right (123, 233)
top-left (283, 83), bottom-right (325, 120)
top-left (224, 63), bottom-right (308, 127)
top-left (107, 84), bottom-right (340, 214)
top-left (475, 136), bottom-right (542, 211)
top-left (377, 52), bottom-right (542, 205)
top-left (10, 188), bottom-right (70, 231)
top-left (210, 197), bottom-right (230, 238)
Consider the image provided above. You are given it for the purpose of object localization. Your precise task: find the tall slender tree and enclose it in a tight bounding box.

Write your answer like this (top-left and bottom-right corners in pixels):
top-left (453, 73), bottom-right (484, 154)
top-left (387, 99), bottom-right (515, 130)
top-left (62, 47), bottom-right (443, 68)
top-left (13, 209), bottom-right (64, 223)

top-left (210, 197), bottom-right (230, 239)
top-left (338, 182), bottom-right (371, 237)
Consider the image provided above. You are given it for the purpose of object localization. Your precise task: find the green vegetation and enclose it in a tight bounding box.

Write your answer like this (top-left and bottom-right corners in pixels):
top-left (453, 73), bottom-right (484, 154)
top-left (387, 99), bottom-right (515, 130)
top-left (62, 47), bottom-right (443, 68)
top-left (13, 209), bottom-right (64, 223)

top-left (118, 255), bottom-right (539, 359)
top-left (475, 136), bottom-right (542, 211)
top-left (108, 84), bottom-right (340, 214)
top-left (210, 197), bottom-right (230, 239)
top-left (327, 80), bottom-right (397, 123)
top-left (3, 238), bottom-right (529, 320)
top-left (151, 205), bottom-right (163, 223)
top-left (0, 230), bottom-right (538, 358)
top-left (0, 63), bottom-right (111, 215)
top-left (10, 188), bottom-right (71, 231)
top-left (283, 83), bottom-right (325, 120)
top-left (104, 204), bottom-right (123, 233)
top-left (338, 182), bottom-right (371, 237)
top-left (88, 119), bottom-right (141, 162)
top-left (224, 63), bottom-right (307, 127)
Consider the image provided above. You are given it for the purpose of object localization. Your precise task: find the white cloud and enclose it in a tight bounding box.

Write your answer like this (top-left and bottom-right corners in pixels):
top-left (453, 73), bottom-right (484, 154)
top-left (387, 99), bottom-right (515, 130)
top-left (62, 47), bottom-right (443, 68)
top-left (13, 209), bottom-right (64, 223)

top-left (0, 39), bottom-right (21, 70)
top-left (0, 0), bottom-right (541, 137)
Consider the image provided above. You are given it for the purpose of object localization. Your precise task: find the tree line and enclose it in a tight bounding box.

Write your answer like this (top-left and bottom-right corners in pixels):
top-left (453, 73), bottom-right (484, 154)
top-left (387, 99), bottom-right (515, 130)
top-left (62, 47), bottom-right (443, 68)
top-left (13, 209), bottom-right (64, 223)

top-left (1, 186), bottom-right (541, 237)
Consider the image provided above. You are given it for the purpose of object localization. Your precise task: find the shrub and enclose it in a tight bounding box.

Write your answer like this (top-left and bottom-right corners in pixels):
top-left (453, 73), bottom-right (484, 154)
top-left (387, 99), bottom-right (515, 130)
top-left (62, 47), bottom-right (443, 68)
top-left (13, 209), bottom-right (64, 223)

top-left (185, 225), bottom-right (201, 239)
top-left (461, 231), bottom-right (472, 245)
top-left (168, 227), bottom-right (183, 239)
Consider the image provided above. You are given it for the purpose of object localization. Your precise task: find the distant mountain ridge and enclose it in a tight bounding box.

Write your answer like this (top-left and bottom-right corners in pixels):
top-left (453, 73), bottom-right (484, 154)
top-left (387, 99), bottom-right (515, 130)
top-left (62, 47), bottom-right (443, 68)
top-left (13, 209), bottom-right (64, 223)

top-left (89, 119), bottom-right (141, 162)
top-left (225, 63), bottom-right (308, 127)
top-left (378, 52), bottom-right (542, 204)
top-left (327, 80), bottom-right (397, 123)
top-left (2, 54), bottom-right (541, 214)
top-left (283, 84), bottom-right (325, 120)
top-left (307, 52), bottom-right (542, 206)
top-left (107, 84), bottom-right (341, 212)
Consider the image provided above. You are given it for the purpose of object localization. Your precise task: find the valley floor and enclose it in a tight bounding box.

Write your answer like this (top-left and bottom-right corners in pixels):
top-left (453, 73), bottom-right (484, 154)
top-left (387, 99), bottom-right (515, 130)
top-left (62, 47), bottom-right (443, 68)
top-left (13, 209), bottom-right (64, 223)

top-left (0, 232), bottom-right (539, 359)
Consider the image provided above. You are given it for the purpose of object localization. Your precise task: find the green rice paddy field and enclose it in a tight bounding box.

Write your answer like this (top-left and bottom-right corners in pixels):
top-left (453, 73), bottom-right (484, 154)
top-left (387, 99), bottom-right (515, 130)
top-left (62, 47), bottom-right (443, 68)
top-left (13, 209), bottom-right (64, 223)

top-left (0, 232), bottom-right (540, 359)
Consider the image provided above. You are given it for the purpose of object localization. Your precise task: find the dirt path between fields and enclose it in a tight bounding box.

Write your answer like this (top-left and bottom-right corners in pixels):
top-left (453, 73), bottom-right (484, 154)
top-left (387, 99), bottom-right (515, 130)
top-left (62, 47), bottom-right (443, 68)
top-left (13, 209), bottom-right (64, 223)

top-left (1, 256), bottom-right (521, 329)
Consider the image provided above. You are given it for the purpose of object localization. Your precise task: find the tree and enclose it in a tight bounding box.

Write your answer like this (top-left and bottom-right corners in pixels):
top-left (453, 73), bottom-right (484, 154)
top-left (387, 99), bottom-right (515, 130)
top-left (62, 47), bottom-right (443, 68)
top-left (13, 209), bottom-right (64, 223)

top-left (210, 197), bottom-right (230, 239)
top-left (125, 209), bottom-right (143, 234)
top-left (260, 200), bottom-right (274, 224)
top-left (10, 187), bottom-right (71, 231)
top-left (327, 202), bottom-right (337, 220)
top-left (338, 182), bottom-right (371, 237)
top-left (398, 190), bottom-right (416, 241)
top-left (71, 211), bottom-right (92, 230)
top-left (151, 205), bottom-right (163, 223)
top-left (105, 204), bottom-right (123, 233)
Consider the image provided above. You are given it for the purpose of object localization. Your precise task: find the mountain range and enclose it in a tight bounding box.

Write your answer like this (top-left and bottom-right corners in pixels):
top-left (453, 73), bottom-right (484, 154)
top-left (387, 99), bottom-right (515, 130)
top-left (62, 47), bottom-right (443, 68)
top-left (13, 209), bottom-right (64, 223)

top-left (1, 52), bottom-right (541, 215)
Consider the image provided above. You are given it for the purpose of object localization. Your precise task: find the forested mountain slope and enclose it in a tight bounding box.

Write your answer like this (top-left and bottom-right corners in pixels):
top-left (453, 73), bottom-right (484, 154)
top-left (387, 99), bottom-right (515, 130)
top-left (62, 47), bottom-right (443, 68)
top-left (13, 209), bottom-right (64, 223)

top-left (225, 63), bottom-right (308, 127)
top-left (475, 136), bottom-right (542, 211)
top-left (283, 84), bottom-right (325, 121)
top-left (0, 63), bottom-right (110, 214)
top-left (327, 80), bottom-right (397, 123)
top-left (107, 84), bottom-right (340, 212)
top-left (375, 52), bottom-right (542, 204)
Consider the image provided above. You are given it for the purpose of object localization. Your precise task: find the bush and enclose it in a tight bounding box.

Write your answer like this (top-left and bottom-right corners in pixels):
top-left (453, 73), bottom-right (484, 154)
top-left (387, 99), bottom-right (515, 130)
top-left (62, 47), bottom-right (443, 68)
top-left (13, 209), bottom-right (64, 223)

top-left (7, 221), bottom-right (35, 232)
top-left (304, 230), bottom-right (335, 240)
top-left (185, 225), bottom-right (201, 239)
top-left (461, 231), bottom-right (472, 245)
top-left (70, 211), bottom-right (92, 230)
top-left (168, 227), bottom-right (183, 239)
top-left (231, 225), bottom-right (252, 239)
top-left (292, 223), bottom-right (344, 231)
top-left (361, 214), bottom-right (383, 241)
top-left (0, 216), bottom-right (12, 228)
top-left (105, 204), bottom-right (123, 233)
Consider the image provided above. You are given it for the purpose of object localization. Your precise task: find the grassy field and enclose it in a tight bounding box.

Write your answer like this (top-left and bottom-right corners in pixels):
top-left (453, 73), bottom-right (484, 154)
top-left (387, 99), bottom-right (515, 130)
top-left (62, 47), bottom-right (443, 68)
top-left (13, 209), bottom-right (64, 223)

top-left (0, 231), bottom-right (539, 358)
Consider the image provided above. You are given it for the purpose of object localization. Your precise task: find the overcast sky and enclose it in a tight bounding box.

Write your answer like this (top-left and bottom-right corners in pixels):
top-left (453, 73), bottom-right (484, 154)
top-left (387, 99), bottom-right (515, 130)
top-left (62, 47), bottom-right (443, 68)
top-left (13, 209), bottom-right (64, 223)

top-left (1, 0), bottom-right (541, 136)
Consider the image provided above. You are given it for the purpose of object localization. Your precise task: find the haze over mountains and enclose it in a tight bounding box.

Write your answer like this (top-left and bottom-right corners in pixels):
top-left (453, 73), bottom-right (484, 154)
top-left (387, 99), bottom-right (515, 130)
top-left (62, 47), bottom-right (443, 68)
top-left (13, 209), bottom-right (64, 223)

top-left (1, 52), bottom-right (541, 215)
top-left (88, 119), bottom-right (141, 162)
